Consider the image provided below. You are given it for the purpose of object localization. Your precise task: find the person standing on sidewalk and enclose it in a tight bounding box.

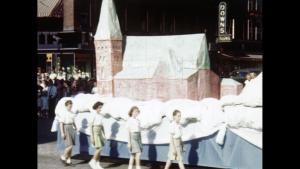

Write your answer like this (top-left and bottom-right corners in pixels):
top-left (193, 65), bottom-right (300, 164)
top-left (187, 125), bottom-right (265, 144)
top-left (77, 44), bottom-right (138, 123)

top-left (48, 80), bottom-right (57, 118)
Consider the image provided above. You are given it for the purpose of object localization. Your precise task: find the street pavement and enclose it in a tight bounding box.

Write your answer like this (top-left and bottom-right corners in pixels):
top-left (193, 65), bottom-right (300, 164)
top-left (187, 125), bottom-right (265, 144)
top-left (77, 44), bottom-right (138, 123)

top-left (38, 118), bottom-right (219, 169)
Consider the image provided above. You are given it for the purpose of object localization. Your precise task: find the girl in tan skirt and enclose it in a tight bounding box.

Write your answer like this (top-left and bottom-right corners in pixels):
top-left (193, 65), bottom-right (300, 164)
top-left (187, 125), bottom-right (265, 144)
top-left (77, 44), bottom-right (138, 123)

top-left (164, 110), bottom-right (186, 169)
top-left (126, 106), bottom-right (143, 169)
top-left (59, 100), bottom-right (77, 166)
top-left (89, 102), bottom-right (106, 169)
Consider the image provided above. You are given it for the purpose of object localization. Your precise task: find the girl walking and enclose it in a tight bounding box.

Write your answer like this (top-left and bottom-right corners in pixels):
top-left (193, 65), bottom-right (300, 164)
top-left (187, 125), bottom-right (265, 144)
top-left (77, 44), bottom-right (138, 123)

top-left (59, 100), bottom-right (77, 166)
top-left (126, 106), bottom-right (143, 169)
top-left (88, 101), bottom-right (106, 169)
top-left (164, 110), bottom-right (186, 169)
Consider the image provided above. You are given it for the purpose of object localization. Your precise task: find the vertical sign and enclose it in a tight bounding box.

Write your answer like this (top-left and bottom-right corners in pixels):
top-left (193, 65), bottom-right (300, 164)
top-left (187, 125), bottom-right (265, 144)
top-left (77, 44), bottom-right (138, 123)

top-left (217, 2), bottom-right (231, 42)
top-left (46, 53), bottom-right (52, 62)
top-left (219, 2), bottom-right (227, 36)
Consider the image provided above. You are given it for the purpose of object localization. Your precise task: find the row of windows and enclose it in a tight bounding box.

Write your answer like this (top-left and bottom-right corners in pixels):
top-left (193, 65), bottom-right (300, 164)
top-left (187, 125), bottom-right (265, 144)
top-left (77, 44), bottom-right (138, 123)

top-left (38, 33), bottom-right (56, 45)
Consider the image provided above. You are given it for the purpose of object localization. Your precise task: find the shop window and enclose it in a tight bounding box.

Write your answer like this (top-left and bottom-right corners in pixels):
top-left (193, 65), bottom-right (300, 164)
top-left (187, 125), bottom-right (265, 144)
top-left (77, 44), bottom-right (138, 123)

top-left (47, 33), bottom-right (55, 44)
top-left (39, 33), bottom-right (45, 44)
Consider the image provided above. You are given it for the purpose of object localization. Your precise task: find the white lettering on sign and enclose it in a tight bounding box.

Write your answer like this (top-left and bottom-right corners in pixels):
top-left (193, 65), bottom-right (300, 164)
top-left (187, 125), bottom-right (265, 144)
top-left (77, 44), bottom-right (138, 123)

top-left (220, 16), bottom-right (225, 22)
top-left (218, 2), bottom-right (227, 36)
top-left (220, 28), bottom-right (225, 34)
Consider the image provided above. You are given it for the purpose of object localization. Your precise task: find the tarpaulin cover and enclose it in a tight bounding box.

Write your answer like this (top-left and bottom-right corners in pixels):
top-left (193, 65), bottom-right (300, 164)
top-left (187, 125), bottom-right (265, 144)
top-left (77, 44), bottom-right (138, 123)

top-left (56, 128), bottom-right (262, 169)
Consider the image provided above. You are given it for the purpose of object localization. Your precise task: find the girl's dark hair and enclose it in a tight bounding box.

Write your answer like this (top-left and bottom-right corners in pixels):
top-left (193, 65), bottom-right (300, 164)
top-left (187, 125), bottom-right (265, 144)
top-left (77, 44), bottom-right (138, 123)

top-left (128, 106), bottom-right (139, 117)
top-left (65, 100), bottom-right (73, 106)
top-left (173, 110), bottom-right (181, 116)
top-left (93, 101), bottom-right (103, 110)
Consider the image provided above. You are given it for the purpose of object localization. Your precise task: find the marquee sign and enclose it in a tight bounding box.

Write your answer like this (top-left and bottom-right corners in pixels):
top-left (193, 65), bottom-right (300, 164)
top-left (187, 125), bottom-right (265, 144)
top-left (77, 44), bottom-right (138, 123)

top-left (217, 2), bottom-right (231, 43)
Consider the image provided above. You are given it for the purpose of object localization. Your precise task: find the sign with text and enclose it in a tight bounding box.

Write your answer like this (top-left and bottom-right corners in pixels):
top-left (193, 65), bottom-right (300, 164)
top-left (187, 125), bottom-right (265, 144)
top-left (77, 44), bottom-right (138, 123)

top-left (217, 2), bottom-right (231, 43)
top-left (46, 53), bottom-right (52, 62)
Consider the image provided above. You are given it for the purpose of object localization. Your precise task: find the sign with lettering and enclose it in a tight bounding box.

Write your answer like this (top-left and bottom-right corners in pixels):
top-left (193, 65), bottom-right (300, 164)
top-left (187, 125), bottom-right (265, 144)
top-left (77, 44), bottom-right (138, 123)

top-left (217, 2), bottom-right (231, 42)
top-left (46, 53), bottom-right (52, 62)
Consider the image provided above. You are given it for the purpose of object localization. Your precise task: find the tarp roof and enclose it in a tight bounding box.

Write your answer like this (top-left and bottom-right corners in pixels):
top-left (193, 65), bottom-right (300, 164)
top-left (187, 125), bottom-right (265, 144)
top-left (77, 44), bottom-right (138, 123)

top-left (94, 0), bottom-right (122, 40)
top-left (115, 34), bottom-right (210, 79)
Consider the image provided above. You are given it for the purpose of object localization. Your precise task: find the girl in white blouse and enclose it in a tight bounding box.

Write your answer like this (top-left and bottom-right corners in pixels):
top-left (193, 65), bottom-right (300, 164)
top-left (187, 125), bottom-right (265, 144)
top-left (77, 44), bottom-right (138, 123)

top-left (59, 100), bottom-right (77, 166)
top-left (164, 110), bottom-right (186, 169)
top-left (126, 106), bottom-right (143, 169)
top-left (88, 102), bottom-right (106, 169)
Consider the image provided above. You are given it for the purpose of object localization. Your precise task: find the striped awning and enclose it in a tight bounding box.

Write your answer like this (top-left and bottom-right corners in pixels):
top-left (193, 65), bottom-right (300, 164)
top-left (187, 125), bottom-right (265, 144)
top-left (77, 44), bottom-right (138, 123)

top-left (37, 0), bottom-right (63, 17)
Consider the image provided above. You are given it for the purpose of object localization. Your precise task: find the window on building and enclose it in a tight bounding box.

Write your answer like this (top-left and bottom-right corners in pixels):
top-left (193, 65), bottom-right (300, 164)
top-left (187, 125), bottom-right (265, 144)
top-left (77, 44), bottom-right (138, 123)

top-left (79, 13), bottom-right (89, 30)
top-left (47, 33), bottom-right (55, 44)
top-left (39, 33), bottom-right (45, 44)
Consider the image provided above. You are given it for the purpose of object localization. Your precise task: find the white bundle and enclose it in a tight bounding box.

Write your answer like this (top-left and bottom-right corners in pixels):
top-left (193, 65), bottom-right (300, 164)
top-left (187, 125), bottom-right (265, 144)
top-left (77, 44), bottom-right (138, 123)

top-left (72, 93), bottom-right (93, 112)
top-left (215, 123), bottom-right (227, 145)
top-left (163, 99), bottom-right (201, 124)
top-left (135, 99), bottom-right (164, 129)
top-left (220, 95), bottom-right (239, 107)
top-left (87, 94), bottom-right (113, 113)
top-left (100, 97), bottom-right (135, 120)
top-left (237, 73), bottom-right (262, 107)
top-left (199, 98), bottom-right (224, 128)
top-left (224, 105), bottom-right (262, 130)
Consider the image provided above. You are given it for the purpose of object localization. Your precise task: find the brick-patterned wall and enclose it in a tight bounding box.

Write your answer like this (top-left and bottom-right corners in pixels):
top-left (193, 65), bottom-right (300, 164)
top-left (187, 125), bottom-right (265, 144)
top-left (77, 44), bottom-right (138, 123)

top-left (94, 40), bottom-right (122, 96)
top-left (113, 70), bottom-right (220, 101)
top-left (63, 0), bottom-right (75, 31)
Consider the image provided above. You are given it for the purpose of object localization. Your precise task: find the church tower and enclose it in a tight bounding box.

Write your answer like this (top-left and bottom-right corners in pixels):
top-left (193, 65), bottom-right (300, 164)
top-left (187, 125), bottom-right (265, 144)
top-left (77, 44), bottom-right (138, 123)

top-left (94, 0), bottom-right (122, 96)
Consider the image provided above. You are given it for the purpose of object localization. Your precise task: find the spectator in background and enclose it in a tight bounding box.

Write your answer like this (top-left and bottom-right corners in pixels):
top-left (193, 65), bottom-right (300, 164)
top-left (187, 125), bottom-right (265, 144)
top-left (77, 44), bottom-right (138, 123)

top-left (48, 80), bottom-right (57, 118)
top-left (37, 81), bottom-right (44, 117)
top-left (91, 81), bottom-right (98, 94)
top-left (71, 79), bottom-right (77, 95)
top-left (76, 78), bottom-right (84, 94)
top-left (40, 91), bottom-right (49, 118)
top-left (244, 74), bottom-right (252, 86)
top-left (87, 79), bottom-right (95, 93)
top-left (62, 81), bottom-right (71, 97)
top-left (250, 72), bottom-right (257, 80)
top-left (40, 80), bottom-right (48, 92)
top-left (56, 79), bottom-right (64, 101)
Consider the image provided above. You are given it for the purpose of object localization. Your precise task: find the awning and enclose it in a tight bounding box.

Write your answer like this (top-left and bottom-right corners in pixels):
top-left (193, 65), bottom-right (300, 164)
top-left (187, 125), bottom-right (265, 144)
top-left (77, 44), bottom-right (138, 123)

top-left (37, 0), bottom-right (62, 17)
top-left (220, 52), bottom-right (262, 61)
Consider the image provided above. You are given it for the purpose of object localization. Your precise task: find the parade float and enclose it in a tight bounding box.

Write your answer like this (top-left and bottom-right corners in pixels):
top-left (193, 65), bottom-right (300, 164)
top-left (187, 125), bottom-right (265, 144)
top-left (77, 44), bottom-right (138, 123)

top-left (51, 0), bottom-right (262, 168)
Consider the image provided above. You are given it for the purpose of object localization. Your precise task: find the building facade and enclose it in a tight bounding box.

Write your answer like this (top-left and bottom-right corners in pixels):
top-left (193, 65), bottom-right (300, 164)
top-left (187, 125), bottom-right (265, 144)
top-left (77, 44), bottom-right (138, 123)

top-left (37, 0), bottom-right (262, 78)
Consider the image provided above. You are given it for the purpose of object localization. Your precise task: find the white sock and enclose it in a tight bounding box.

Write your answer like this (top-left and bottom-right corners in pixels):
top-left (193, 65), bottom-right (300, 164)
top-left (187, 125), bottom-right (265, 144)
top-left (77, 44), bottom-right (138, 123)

top-left (60, 155), bottom-right (66, 161)
top-left (128, 164), bottom-right (133, 169)
top-left (136, 165), bottom-right (142, 169)
top-left (97, 161), bottom-right (103, 169)
top-left (66, 158), bottom-right (71, 164)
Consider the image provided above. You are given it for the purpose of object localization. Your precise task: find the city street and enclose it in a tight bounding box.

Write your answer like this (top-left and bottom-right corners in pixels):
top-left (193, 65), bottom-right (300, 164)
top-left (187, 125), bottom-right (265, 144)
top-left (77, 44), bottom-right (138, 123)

top-left (38, 118), bottom-right (218, 169)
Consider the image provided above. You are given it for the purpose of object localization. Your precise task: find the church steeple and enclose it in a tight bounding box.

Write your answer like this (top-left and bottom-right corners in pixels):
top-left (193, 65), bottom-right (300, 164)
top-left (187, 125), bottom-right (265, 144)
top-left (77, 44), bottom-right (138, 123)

top-left (94, 0), bottom-right (123, 96)
top-left (94, 0), bottom-right (122, 40)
